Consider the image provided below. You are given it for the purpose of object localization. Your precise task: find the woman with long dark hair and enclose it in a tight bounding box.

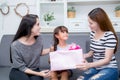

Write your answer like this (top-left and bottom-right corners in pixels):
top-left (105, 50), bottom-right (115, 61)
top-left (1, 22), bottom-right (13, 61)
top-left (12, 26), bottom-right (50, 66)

top-left (9, 14), bottom-right (50, 80)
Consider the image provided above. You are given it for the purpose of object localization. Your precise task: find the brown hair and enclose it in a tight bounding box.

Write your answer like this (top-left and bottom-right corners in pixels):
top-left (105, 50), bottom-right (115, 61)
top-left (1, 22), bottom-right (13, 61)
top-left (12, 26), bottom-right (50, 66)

top-left (88, 8), bottom-right (118, 53)
top-left (53, 26), bottom-right (68, 51)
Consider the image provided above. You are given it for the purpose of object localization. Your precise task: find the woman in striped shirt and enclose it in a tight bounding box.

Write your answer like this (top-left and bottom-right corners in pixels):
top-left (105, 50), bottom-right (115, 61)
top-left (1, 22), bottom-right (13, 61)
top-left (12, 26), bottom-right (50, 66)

top-left (77, 8), bottom-right (119, 80)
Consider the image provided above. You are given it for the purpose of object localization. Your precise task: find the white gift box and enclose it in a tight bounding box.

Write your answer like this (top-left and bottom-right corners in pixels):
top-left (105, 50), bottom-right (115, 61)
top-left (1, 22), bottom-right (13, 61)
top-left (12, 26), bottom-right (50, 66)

top-left (49, 49), bottom-right (84, 71)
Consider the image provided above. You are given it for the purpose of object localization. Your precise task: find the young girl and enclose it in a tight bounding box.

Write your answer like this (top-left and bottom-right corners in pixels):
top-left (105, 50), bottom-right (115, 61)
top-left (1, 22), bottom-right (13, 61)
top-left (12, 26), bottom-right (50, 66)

top-left (50, 26), bottom-right (70, 80)
top-left (77, 8), bottom-right (119, 80)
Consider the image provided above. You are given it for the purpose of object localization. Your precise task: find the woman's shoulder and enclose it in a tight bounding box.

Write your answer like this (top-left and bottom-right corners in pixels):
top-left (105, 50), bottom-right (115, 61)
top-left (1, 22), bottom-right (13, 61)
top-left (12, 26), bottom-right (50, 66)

top-left (11, 40), bottom-right (20, 50)
top-left (104, 31), bottom-right (114, 37)
top-left (35, 35), bottom-right (43, 46)
top-left (36, 35), bottom-right (42, 41)
top-left (105, 31), bottom-right (114, 35)
top-left (104, 31), bottom-right (116, 39)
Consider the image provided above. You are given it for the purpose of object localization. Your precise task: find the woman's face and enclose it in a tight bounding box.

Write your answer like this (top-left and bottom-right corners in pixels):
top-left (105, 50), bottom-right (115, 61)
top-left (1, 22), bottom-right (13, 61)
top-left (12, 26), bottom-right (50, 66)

top-left (55, 31), bottom-right (68, 41)
top-left (88, 17), bottom-right (100, 32)
top-left (31, 18), bottom-right (40, 36)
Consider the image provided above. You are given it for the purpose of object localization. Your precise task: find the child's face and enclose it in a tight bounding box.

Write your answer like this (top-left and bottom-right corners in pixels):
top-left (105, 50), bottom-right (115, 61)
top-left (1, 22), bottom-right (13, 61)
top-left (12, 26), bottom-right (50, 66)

top-left (55, 31), bottom-right (68, 41)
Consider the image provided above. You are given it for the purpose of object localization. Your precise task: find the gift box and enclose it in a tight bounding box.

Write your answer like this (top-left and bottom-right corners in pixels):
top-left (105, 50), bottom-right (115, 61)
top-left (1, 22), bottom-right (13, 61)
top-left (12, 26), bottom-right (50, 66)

top-left (49, 49), bottom-right (83, 71)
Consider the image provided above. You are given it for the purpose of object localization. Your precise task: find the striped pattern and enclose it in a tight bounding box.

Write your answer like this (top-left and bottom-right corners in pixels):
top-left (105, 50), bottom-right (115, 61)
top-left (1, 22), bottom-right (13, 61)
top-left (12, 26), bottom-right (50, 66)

top-left (90, 31), bottom-right (117, 69)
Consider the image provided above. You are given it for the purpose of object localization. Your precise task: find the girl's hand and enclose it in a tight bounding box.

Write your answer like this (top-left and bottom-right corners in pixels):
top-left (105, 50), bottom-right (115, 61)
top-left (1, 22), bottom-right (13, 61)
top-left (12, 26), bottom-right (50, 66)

top-left (76, 60), bottom-right (90, 71)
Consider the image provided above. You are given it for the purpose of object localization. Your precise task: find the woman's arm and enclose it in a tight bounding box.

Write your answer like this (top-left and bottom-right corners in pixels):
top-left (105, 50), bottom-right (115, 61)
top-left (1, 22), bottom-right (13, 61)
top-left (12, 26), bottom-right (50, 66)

top-left (88, 32), bottom-right (117, 68)
top-left (41, 46), bottom-right (54, 55)
top-left (88, 49), bottom-right (114, 68)
top-left (24, 68), bottom-right (50, 77)
top-left (84, 50), bottom-right (94, 59)
top-left (41, 48), bottom-right (50, 55)
top-left (77, 49), bottom-right (114, 70)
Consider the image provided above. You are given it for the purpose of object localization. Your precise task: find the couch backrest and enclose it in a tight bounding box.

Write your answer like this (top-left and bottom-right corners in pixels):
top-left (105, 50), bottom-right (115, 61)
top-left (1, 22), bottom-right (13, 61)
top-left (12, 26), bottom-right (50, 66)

top-left (115, 33), bottom-right (120, 69)
top-left (41, 33), bottom-right (90, 52)
top-left (0, 33), bottom-right (120, 70)
top-left (0, 33), bottom-right (90, 67)
top-left (0, 35), bottom-right (14, 67)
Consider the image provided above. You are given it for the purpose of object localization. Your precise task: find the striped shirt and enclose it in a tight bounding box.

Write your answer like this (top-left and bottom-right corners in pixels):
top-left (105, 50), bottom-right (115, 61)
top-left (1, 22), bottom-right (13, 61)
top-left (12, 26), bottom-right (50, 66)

top-left (90, 31), bottom-right (118, 69)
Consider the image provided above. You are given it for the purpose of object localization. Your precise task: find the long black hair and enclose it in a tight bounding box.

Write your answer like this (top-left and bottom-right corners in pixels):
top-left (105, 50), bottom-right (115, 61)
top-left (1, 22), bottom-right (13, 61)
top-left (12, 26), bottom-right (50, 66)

top-left (53, 26), bottom-right (68, 51)
top-left (13, 14), bottom-right (39, 42)
top-left (10, 14), bottom-right (39, 63)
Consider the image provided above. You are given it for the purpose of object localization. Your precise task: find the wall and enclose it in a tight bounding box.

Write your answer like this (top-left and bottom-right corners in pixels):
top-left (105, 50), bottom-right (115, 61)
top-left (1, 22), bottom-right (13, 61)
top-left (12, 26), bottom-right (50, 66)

top-left (0, 0), bottom-right (37, 42)
top-left (0, 0), bottom-right (120, 42)
top-left (0, 14), bottom-right (3, 41)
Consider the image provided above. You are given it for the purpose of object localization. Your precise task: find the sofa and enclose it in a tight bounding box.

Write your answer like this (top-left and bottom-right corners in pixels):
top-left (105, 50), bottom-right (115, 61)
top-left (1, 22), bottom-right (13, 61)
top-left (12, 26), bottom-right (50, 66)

top-left (0, 33), bottom-right (120, 80)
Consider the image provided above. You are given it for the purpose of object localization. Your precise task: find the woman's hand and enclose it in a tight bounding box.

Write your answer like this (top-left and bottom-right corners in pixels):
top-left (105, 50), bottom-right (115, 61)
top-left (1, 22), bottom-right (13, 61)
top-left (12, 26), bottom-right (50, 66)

top-left (24, 68), bottom-right (51, 77)
top-left (50, 46), bottom-right (54, 52)
top-left (39, 70), bottom-right (51, 78)
top-left (76, 60), bottom-right (90, 71)
top-left (83, 51), bottom-right (94, 59)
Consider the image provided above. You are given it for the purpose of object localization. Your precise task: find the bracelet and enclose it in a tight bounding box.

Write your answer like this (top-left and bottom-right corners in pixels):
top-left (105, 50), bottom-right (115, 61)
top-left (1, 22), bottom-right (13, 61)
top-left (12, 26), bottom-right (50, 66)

top-left (0, 4), bottom-right (10, 15)
top-left (14, 3), bottom-right (29, 17)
